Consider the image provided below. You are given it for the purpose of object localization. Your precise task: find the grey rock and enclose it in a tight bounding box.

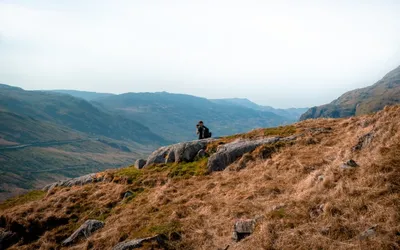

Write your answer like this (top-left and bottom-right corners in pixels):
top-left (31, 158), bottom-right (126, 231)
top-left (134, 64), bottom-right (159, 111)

top-left (134, 159), bottom-right (146, 169)
top-left (208, 136), bottom-right (296, 172)
top-left (113, 235), bottom-right (164, 250)
top-left (62, 220), bottom-right (104, 246)
top-left (123, 191), bottom-right (134, 199)
top-left (0, 228), bottom-right (18, 249)
top-left (341, 159), bottom-right (359, 169)
top-left (144, 139), bottom-right (215, 167)
top-left (317, 175), bottom-right (324, 181)
top-left (307, 127), bottom-right (332, 135)
top-left (353, 132), bottom-right (374, 151)
top-left (359, 225), bottom-right (377, 240)
top-left (309, 204), bottom-right (325, 218)
top-left (196, 149), bottom-right (206, 158)
top-left (232, 219), bottom-right (256, 242)
top-left (43, 173), bottom-right (103, 192)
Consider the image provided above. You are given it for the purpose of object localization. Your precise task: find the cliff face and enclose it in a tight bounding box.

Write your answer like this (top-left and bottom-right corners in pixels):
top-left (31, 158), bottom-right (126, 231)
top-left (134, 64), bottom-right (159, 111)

top-left (1, 105), bottom-right (400, 250)
top-left (300, 65), bottom-right (400, 120)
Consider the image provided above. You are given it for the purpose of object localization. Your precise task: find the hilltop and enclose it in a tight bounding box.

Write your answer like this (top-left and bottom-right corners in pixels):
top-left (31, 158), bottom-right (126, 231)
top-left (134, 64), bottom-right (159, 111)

top-left (300, 65), bottom-right (400, 120)
top-left (1, 105), bottom-right (399, 249)
top-left (49, 90), bottom-right (115, 101)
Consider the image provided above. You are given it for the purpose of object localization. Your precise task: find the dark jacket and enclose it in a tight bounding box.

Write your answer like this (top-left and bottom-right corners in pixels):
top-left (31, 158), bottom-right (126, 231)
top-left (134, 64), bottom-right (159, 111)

top-left (197, 125), bottom-right (206, 139)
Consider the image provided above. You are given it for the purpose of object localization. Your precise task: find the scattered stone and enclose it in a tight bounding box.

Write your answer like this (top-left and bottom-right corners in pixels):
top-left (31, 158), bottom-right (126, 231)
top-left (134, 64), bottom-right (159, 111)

top-left (309, 204), bottom-right (324, 218)
top-left (353, 132), bottom-right (374, 151)
top-left (144, 139), bottom-right (216, 167)
top-left (0, 228), bottom-right (18, 249)
top-left (307, 127), bottom-right (332, 135)
top-left (208, 136), bottom-right (296, 172)
top-left (196, 149), bottom-right (206, 158)
top-left (272, 203), bottom-right (286, 211)
top-left (232, 219), bottom-right (256, 242)
top-left (134, 159), bottom-right (146, 169)
top-left (62, 220), bottom-right (104, 246)
top-left (113, 235), bottom-right (166, 250)
top-left (359, 225), bottom-right (377, 240)
top-left (43, 173), bottom-right (105, 192)
top-left (123, 191), bottom-right (134, 199)
top-left (341, 159), bottom-right (359, 169)
top-left (317, 175), bottom-right (324, 181)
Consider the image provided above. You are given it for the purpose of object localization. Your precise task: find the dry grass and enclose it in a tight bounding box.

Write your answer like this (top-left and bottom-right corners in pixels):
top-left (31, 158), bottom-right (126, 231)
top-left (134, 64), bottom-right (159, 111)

top-left (206, 125), bottom-right (297, 154)
top-left (1, 106), bottom-right (400, 250)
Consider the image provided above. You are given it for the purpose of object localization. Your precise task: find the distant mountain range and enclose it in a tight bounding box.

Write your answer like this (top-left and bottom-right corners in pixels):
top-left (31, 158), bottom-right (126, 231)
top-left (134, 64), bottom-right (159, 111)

top-left (0, 85), bottom-right (165, 200)
top-left (49, 90), bottom-right (306, 142)
top-left (1, 84), bottom-right (303, 200)
top-left (50, 89), bottom-right (115, 101)
top-left (300, 65), bottom-right (400, 120)
top-left (210, 98), bottom-right (308, 120)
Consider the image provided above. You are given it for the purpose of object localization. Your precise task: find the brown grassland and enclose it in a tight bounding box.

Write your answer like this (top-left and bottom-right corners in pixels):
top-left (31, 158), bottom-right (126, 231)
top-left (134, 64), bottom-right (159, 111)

top-left (0, 105), bottom-right (399, 250)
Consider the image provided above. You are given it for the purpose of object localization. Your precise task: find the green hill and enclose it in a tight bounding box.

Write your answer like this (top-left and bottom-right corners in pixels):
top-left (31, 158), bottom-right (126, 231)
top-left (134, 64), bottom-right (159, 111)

top-left (92, 92), bottom-right (289, 142)
top-left (49, 89), bottom-right (115, 101)
top-left (300, 65), bottom-right (400, 120)
top-left (211, 98), bottom-right (308, 120)
top-left (0, 86), bottom-right (166, 145)
top-left (0, 85), bottom-right (167, 201)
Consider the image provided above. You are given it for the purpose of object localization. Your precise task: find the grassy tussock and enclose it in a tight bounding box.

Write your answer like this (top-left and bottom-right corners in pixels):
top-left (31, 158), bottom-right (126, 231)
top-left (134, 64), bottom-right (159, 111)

top-left (0, 190), bottom-right (46, 210)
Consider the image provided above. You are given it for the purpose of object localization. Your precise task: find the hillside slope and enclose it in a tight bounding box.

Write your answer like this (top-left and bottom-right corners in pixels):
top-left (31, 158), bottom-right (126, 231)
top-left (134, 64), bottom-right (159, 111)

top-left (211, 98), bottom-right (308, 120)
top-left (92, 92), bottom-right (288, 142)
top-left (0, 85), bottom-right (166, 145)
top-left (300, 65), bottom-right (400, 120)
top-left (49, 90), bottom-right (115, 101)
top-left (0, 85), bottom-right (166, 201)
top-left (1, 105), bottom-right (399, 250)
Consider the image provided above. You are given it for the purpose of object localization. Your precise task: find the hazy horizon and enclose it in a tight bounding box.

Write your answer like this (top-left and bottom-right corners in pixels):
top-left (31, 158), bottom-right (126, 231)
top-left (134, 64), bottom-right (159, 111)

top-left (1, 0), bottom-right (400, 108)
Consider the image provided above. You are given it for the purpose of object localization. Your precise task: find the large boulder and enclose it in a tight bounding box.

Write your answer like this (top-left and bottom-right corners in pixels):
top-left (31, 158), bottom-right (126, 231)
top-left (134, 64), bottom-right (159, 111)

top-left (43, 173), bottom-right (104, 192)
top-left (352, 132), bottom-right (374, 151)
top-left (208, 136), bottom-right (296, 172)
top-left (134, 159), bottom-right (146, 169)
top-left (113, 235), bottom-right (165, 250)
top-left (144, 139), bottom-right (215, 167)
top-left (0, 228), bottom-right (18, 249)
top-left (62, 220), bottom-right (104, 246)
top-left (232, 219), bottom-right (256, 242)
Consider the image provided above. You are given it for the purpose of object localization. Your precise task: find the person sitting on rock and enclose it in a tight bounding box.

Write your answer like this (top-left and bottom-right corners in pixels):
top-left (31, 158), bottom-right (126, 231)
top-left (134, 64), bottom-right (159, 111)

top-left (196, 121), bottom-right (212, 139)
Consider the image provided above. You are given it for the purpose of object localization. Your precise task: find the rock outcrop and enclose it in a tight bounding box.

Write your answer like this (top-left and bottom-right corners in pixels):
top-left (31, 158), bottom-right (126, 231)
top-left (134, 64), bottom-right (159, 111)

top-left (62, 220), bottom-right (104, 245)
top-left (134, 159), bottom-right (146, 169)
top-left (232, 219), bottom-right (256, 242)
top-left (353, 132), bottom-right (374, 151)
top-left (341, 159), bottom-right (359, 169)
top-left (144, 139), bottom-right (215, 167)
top-left (208, 136), bottom-right (296, 172)
top-left (112, 235), bottom-right (165, 250)
top-left (43, 173), bottom-right (104, 192)
top-left (0, 228), bottom-right (18, 249)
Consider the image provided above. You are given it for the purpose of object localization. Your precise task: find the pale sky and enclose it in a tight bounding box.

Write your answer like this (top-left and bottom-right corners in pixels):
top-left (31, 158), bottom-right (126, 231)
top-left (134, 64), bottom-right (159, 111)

top-left (1, 0), bottom-right (400, 108)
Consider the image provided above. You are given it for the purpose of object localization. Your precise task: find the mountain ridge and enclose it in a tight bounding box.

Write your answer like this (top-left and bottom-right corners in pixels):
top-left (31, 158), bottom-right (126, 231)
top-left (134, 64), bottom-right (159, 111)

top-left (91, 92), bottom-right (290, 142)
top-left (300, 65), bottom-right (400, 120)
top-left (0, 86), bottom-right (166, 201)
